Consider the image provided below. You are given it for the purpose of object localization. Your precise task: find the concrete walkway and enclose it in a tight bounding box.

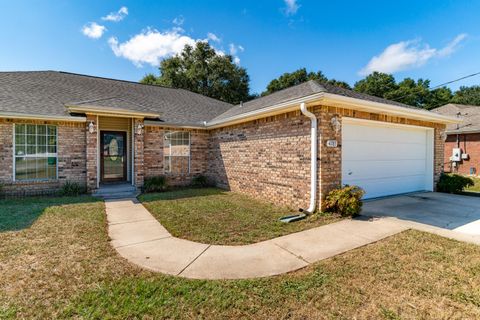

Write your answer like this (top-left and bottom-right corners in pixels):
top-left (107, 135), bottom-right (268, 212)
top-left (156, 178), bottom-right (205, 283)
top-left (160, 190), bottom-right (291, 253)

top-left (106, 198), bottom-right (409, 279)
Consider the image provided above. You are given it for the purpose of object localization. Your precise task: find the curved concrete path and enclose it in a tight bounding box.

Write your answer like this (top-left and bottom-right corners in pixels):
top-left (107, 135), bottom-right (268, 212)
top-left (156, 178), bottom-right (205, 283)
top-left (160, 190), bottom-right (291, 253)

top-left (105, 198), bottom-right (410, 279)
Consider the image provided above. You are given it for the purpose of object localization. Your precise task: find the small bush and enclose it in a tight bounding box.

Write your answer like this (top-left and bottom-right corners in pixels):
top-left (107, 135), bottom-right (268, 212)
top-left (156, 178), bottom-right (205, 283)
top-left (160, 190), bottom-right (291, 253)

top-left (191, 175), bottom-right (209, 188)
top-left (323, 185), bottom-right (365, 217)
top-left (437, 173), bottom-right (474, 194)
top-left (144, 176), bottom-right (168, 193)
top-left (59, 181), bottom-right (85, 196)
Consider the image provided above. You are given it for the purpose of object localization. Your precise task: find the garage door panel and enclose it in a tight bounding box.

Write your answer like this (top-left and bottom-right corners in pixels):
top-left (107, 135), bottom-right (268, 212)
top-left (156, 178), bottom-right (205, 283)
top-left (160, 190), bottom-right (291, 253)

top-left (343, 124), bottom-right (427, 144)
top-left (342, 119), bottom-right (433, 199)
top-left (343, 175), bottom-right (427, 199)
top-left (343, 159), bottom-right (426, 180)
top-left (342, 141), bottom-right (426, 161)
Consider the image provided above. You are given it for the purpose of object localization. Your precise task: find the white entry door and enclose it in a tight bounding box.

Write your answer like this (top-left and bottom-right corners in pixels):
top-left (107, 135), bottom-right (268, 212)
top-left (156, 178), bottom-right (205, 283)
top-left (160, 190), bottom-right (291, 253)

top-left (341, 118), bottom-right (434, 199)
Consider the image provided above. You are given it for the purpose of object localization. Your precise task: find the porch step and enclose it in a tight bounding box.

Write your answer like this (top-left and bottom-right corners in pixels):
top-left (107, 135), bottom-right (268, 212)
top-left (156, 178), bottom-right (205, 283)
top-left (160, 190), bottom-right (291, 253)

top-left (93, 184), bottom-right (139, 199)
top-left (96, 190), bottom-right (140, 200)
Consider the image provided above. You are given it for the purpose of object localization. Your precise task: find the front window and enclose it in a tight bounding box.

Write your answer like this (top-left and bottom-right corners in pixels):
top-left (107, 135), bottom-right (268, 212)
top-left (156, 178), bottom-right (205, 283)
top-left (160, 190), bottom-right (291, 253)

top-left (164, 131), bottom-right (190, 174)
top-left (14, 124), bottom-right (57, 180)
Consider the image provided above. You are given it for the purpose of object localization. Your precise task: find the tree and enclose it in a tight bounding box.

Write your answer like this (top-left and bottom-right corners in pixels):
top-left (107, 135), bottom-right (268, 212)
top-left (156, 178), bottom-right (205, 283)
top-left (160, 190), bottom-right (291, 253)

top-left (261, 68), bottom-right (351, 95)
top-left (354, 72), bottom-right (453, 109)
top-left (141, 42), bottom-right (250, 105)
top-left (353, 72), bottom-right (398, 98)
top-left (139, 73), bottom-right (158, 85)
top-left (325, 79), bottom-right (352, 90)
top-left (262, 68), bottom-right (327, 96)
top-left (452, 85), bottom-right (480, 106)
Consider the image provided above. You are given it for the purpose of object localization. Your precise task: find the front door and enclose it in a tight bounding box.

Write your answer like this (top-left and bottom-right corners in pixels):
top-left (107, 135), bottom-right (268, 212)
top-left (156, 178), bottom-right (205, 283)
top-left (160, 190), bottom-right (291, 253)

top-left (101, 131), bottom-right (127, 182)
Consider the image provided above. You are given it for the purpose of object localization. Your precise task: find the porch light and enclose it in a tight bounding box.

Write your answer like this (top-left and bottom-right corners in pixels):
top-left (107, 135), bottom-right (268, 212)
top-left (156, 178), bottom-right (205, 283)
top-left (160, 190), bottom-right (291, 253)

top-left (440, 130), bottom-right (448, 142)
top-left (87, 121), bottom-right (96, 134)
top-left (330, 115), bottom-right (341, 133)
top-left (136, 123), bottom-right (144, 135)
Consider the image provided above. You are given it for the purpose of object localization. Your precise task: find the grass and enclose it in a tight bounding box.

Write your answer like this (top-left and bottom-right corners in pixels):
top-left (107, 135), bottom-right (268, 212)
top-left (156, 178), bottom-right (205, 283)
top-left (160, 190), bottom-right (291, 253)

top-left (465, 177), bottom-right (480, 193)
top-left (139, 188), bottom-right (342, 245)
top-left (1, 196), bottom-right (480, 319)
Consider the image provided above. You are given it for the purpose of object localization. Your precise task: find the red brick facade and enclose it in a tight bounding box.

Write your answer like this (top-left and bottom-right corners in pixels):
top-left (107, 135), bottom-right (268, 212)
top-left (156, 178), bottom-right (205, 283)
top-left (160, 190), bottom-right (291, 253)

top-left (1, 118), bottom-right (87, 196)
top-left (444, 133), bottom-right (480, 175)
top-left (144, 125), bottom-right (209, 186)
top-left (0, 105), bottom-right (446, 207)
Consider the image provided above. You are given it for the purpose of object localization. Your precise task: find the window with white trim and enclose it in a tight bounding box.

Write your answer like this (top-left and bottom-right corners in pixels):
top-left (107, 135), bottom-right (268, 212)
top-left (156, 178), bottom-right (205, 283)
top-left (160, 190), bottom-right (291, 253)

top-left (14, 124), bottom-right (57, 180)
top-left (164, 131), bottom-right (190, 174)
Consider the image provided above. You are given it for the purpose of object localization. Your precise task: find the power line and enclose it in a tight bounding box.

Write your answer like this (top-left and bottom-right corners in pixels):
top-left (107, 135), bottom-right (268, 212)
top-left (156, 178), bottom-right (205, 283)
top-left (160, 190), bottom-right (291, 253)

top-left (389, 71), bottom-right (480, 103)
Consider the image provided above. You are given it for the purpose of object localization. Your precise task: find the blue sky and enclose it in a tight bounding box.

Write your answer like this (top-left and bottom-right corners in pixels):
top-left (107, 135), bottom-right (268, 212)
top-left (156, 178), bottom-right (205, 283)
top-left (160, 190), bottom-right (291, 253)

top-left (0, 0), bottom-right (479, 94)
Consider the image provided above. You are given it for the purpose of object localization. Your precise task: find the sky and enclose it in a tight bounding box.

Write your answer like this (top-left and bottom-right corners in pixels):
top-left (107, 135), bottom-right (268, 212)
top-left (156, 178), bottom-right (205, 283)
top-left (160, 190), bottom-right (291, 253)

top-left (0, 0), bottom-right (479, 94)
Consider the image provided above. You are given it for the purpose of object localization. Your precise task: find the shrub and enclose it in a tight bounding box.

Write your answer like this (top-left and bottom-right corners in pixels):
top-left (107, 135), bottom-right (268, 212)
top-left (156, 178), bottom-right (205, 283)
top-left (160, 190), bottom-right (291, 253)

top-left (191, 175), bottom-right (209, 188)
top-left (144, 176), bottom-right (168, 193)
top-left (59, 181), bottom-right (85, 196)
top-left (323, 185), bottom-right (365, 217)
top-left (437, 173), bottom-right (474, 194)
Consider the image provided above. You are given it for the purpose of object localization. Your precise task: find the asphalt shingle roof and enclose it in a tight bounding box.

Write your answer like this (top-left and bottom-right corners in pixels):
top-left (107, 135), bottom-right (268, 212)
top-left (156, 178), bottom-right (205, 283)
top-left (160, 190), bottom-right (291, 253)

top-left (0, 71), bottom-right (424, 126)
top-left (210, 80), bottom-right (416, 122)
top-left (433, 103), bottom-right (480, 133)
top-left (0, 71), bottom-right (233, 124)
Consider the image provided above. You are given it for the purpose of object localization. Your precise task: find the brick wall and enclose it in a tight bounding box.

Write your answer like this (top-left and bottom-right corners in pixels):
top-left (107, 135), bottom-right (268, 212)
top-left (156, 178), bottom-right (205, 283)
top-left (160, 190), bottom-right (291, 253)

top-left (206, 105), bottom-right (446, 210)
top-left (207, 111), bottom-right (311, 209)
top-left (144, 126), bottom-right (209, 186)
top-left (85, 115), bottom-right (97, 191)
top-left (133, 119), bottom-right (145, 188)
top-left (0, 118), bottom-right (87, 196)
top-left (444, 133), bottom-right (480, 175)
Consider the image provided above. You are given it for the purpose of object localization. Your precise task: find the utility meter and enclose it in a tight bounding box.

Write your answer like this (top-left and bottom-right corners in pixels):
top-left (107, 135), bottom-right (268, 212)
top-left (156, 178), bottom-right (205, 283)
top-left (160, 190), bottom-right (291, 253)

top-left (451, 148), bottom-right (461, 162)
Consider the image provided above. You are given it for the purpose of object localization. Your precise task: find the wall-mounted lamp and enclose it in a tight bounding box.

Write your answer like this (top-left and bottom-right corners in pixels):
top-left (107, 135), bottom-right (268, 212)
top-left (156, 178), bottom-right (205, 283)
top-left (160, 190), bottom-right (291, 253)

top-left (136, 123), bottom-right (144, 135)
top-left (87, 121), bottom-right (96, 134)
top-left (440, 130), bottom-right (448, 142)
top-left (330, 115), bottom-right (341, 134)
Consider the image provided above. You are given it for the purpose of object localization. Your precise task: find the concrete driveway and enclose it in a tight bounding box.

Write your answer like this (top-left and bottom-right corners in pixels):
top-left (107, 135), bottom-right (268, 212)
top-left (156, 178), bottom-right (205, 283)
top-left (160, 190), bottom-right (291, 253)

top-left (362, 192), bottom-right (480, 237)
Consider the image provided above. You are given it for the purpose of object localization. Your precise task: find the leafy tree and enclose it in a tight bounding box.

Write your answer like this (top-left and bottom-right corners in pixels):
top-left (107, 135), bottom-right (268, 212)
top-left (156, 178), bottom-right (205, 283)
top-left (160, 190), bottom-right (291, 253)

top-left (425, 87), bottom-right (453, 110)
top-left (139, 73), bottom-right (158, 85)
top-left (261, 68), bottom-right (352, 95)
top-left (262, 68), bottom-right (327, 96)
top-left (325, 79), bottom-right (352, 90)
top-left (354, 72), bottom-right (454, 109)
top-left (141, 42), bottom-right (250, 104)
top-left (353, 72), bottom-right (398, 98)
top-left (451, 85), bottom-right (480, 106)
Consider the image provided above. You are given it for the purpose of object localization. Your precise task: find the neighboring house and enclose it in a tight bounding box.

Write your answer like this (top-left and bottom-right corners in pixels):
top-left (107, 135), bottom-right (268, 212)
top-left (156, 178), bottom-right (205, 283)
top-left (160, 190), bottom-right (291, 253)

top-left (0, 71), bottom-right (458, 210)
top-left (433, 103), bottom-right (480, 175)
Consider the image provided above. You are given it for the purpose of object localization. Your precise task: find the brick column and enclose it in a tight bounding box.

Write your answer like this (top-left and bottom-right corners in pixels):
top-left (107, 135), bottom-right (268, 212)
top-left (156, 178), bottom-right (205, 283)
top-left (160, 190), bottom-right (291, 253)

top-left (434, 126), bottom-right (446, 187)
top-left (86, 115), bottom-right (98, 191)
top-left (133, 118), bottom-right (145, 188)
top-left (317, 107), bottom-right (342, 210)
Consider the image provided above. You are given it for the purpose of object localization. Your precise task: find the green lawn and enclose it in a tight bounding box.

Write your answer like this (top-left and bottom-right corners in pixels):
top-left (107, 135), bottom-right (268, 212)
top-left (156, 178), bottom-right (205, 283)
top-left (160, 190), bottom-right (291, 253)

top-left (465, 177), bottom-right (480, 193)
top-left (139, 188), bottom-right (342, 245)
top-left (1, 196), bottom-right (480, 319)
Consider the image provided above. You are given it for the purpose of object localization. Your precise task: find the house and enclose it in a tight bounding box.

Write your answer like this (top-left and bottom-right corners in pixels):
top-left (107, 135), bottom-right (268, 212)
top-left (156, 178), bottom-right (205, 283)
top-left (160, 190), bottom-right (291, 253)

top-left (0, 71), bottom-right (458, 210)
top-left (433, 103), bottom-right (480, 175)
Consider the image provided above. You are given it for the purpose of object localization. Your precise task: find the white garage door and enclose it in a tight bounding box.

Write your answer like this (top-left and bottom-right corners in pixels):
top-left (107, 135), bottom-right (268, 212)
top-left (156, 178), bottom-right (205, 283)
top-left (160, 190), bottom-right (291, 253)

top-left (342, 118), bottom-right (434, 199)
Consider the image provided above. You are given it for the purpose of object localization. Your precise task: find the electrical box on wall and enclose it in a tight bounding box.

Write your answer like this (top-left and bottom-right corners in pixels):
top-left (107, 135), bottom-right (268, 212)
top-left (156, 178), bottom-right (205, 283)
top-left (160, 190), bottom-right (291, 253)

top-left (450, 148), bottom-right (461, 162)
top-left (462, 153), bottom-right (469, 160)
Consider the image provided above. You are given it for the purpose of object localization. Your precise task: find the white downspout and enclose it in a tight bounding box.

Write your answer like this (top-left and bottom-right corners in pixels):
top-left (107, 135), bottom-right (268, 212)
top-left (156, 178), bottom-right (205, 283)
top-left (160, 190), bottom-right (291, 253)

top-left (300, 102), bottom-right (317, 213)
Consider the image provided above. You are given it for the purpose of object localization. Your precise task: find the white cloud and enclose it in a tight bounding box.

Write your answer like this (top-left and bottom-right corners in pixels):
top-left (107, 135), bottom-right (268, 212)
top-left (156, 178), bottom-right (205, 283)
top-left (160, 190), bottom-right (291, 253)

top-left (207, 32), bottom-right (221, 43)
top-left (228, 43), bottom-right (244, 65)
top-left (172, 15), bottom-right (185, 26)
top-left (359, 34), bottom-right (467, 75)
top-left (108, 29), bottom-right (197, 67)
top-left (438, 33), bottom-right (467, 57)
top-left (82, 22), bottom-right (106, 39)
top-left (283, 0), bottom-right (300, 15)
top-left (102, 6), bottom-right (128, 22)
